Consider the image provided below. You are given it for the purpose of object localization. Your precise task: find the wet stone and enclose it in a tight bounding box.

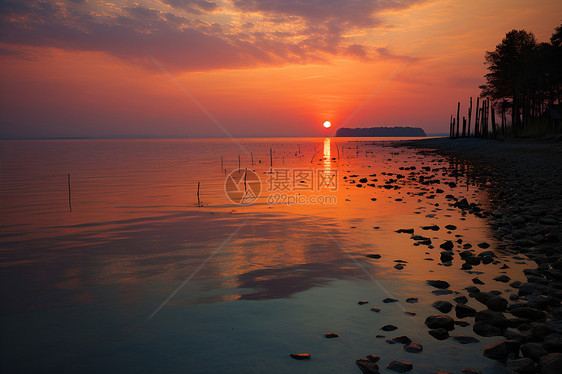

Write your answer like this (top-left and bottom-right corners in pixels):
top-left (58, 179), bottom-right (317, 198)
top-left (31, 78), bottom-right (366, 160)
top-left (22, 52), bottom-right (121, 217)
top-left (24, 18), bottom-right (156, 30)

top-left (425, 315), bottom-right (455, 330)
top-left (428, 328), bottom-right (449, 340)
top-left (452, 335), bottom-right (480, 344)
top-left (432, 300), bottom-right (453, 313)
top-left (290, 353), bottom-right (311, 360)
top-left (404, 342), bottom-right (423, 353)
top-left (356, 359), bottom-right (380, 374)
top-left (358, 301), bottom-right (369, 305)
top-left (427, 280), bottom-right (450, 289)
top-left (383, 298), bottom-right (398, 303)
top-left (324, 333), bottom-right (339, 338)
top-left (455, 304), bottom-right (476, 318)
top-left (406, 297), bottom-right (418, 303)
top-left (381, 324), bottom-right (398, 331)
top-left (393, 336), bottom-right (412, 344)
top-left (386, 360), bottom-right (413, 373)
top-left (371, 307), bottom-right (382, 313)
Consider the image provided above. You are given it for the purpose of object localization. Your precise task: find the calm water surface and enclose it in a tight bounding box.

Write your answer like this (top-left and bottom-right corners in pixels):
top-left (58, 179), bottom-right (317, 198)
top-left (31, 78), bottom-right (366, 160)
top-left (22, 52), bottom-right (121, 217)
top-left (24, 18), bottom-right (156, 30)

top-left (0, 138), bottom-right (527, 373)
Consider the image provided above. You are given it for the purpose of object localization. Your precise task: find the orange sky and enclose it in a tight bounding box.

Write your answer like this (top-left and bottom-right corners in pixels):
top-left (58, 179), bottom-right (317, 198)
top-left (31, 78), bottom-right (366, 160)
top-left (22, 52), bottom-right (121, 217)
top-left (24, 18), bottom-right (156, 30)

top-left (0, 0), bottom-right (560, 138)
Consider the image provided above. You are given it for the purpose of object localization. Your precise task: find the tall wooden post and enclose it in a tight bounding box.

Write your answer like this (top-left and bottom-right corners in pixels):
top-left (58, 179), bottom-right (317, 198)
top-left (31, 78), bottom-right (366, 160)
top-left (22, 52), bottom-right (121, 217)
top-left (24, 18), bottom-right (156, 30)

top-left (474, 97), bottom-right (480, 137)
top-left (456, 102), bottom-right (460, 138)
top-left (468, 97), bottom-right (473, 137)
top-left (491, 106), bottom-right (497, 139)
top-left (450, 115), bottom-right (453, 138)
top-left (462, 117), bottom-right (467, 137)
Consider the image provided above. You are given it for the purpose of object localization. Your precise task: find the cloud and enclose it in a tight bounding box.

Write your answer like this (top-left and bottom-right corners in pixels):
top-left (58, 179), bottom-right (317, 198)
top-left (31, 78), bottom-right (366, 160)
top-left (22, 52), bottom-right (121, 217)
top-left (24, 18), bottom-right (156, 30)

top-left (161, 0), bottom-right (218, 14)
top-left (0, 0), bottom-right (422, 71)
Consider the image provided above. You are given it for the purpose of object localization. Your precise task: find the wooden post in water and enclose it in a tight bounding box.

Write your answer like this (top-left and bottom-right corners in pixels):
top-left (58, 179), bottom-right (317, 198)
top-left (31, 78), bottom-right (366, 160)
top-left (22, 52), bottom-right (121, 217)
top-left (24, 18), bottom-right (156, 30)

top-left (474, 97), bottom-right (481, 137)
top-left (244, 168), bottom-right (247, 192)
top-left (251, 152), bottom-right (254, 166)
top-left (197, 182), bottom-right (200, 206)
top-left (456, 102), bottom-right (460, 138)
top-left (462, 117), bottom-right (467, 137)
top-left (67, 173), bottom-right (72, 212)
top-left (238, 154), bottom-right (240, 170)
top-left (468, 97), bottom-right (472, 137)
top-left (270, 148), bottom-right (272, 168)
top-left (221, 155), bottom-right (223, 172)
top-left (449, 115), bottom-right (453, 138)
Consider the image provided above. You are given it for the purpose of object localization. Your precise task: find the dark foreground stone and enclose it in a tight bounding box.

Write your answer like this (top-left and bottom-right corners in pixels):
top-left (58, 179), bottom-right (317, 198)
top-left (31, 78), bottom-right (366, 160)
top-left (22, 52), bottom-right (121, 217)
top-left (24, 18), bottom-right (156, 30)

top-left (386, 360), bottom-right (413, 372)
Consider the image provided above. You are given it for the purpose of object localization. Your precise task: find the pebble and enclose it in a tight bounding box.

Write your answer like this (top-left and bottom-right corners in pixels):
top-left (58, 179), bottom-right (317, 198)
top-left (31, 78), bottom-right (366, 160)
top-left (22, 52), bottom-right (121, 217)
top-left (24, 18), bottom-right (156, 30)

top-left (432, 300), bottom-right (453, 313)
top-left (290, 353), bottom-right (311, 360)
top-left (427, 280), bottom-right (450, 289)
top-left (383, 298), bottom-right (398, 303)
top-left (452, 335), bottom-right (480, 344)
top-left (370, 307), bottom-right (381, 312)
top-left (406, 297), bottom-right (418, 303)
top-left (324, 333), bottom-right (339, 338)
top-left (403, 342), bottom-right (423, 353)
top-left (428, 328), bottom-right (449, 340)
top-left (356, 359), bottom-right (380, 374)
top-left (386, 360), bottom-right (413, 372)
top-left (425, 315), bottom-right (455, 330)
top-left (358, 301), bottom-right (369, 305)
top-left (381, 324), bottom-right (398, 331)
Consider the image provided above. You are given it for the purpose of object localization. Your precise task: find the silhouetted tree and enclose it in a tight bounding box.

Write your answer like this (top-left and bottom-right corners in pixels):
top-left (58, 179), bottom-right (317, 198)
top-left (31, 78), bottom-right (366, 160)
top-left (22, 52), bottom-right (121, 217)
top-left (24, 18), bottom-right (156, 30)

top-left (479, 25), bottom-right (562, 132)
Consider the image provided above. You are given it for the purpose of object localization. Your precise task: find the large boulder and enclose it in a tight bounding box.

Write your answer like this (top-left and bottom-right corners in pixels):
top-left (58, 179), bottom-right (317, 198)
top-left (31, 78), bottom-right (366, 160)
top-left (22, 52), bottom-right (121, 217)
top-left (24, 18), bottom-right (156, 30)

top-left (521, 343), bottom-right (548, 361)
top-left (475, 309), bottom-right (509, 329)
top-left (386, 360), bottom-right (413, 373)
top-left (510, 306), bottom-right (546, 321)
top-left (506, 358), bottom-right (535, 374)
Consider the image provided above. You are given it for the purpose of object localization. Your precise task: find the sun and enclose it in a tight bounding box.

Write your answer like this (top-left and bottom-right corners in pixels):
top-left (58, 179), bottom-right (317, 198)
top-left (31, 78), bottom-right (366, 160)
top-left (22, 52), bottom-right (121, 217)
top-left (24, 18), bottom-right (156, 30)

top-left (323, 121), bottom-right (331, 128)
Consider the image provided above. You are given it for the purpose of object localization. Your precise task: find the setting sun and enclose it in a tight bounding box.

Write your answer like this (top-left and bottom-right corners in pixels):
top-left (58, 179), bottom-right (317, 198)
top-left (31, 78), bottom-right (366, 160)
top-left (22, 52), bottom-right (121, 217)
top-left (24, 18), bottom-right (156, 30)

top-left (323, 121), bottom-right (332, 128)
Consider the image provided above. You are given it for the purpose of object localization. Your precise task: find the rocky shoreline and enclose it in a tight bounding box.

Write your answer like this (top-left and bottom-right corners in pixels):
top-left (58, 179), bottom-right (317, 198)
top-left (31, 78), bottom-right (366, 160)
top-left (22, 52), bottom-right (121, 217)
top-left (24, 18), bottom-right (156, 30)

top-left (396, 137), bottom-right (562, 374)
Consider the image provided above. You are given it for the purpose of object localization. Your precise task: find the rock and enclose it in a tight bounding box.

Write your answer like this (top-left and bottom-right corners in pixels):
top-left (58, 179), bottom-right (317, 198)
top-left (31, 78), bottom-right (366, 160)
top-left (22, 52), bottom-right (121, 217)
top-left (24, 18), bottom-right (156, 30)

top-left (429, 328), bottom-right (449, 340)
top-left (396, 228), bottom-right (414, 234)
top-left (356, 359), bottom-right (380, 374)
top-left (519, 282), bottom-right (548, 296)
top-left (461, 369), bottom-right (481, 374)
top-left (455, 321), bottom-right (470, 327)
top-left (393, 336), bottom-right (412, 344)
top-left (440, 241), bottom-right (454, 250)
top-left (543, 334), bottom-right (562, 352)
top-left (386, 360), bottom-right (413, 372)
top-left (539, 353), bottom-right (562, 374)
top-left (486, 296), bottom-right (508, 312)
top-left (472, 277), bottom-right (485, 285)
top-left (521, 342), bottom-right (548, 361)
top-left (440, 251), bottom-right (454, 262)
top-left (466, 257), bottom-right (481, 266)
top-left (358, 301), bottom-right (369, 305)
top-left (432, 300), bottom-right (453, 313)
top-left (366, 254), bottom-right (382, 259)
top-left (510, 306), bottom-right (546, 321)
top-left (465, 286), bottom-right (480, 293)
top-left (422, 224), bottom-right (440, 231)
top-left (383, 298), bottom-right (398, 303)
top-left (366, 355), bottom-right (381, 363)
top-left (506, 358), bottom-right (536, 373)
top-left (290, 353), bottom-right (311, 360)
top-left (495, 275), bottom-right (511, 283)
top-left (405, 311), bottom-right (416, 316)
top-left (473, 321), bottom-right (503, 337)
top-left (452, 335), bottom-right (480, 344)
top-left (404, 342), bottom-right (423, 353)
top-left (394, 264), bottom-right (405, 270)
top-left (478, 250), bottom-right (496, 258)
top-left (445, 225), bottom-right (457, 230)
top-left (427, 280), bottom-right (450, 289)
top-left (324, 333), bottom-right (339, 338)
top-left (476, 309), bottom-right (509, 328)
top-left (425, 315), bottom-right (455, 330)
top-left (406, 297), bottom-right (418, 303)
top-left (456, 304), bottom-right (477, 318)
top-left (478, 242), bottom-right (491, 249)
top-left (483, 340), bottom-right (521, 361)
top-left (381, 324), bottom-right (398, 331)
top-left (371, 307), bottom-right (381, 312)
top-left (454, 296), bottom-right (469, 304)
top-left (510, 281), bottom-right (523, 289)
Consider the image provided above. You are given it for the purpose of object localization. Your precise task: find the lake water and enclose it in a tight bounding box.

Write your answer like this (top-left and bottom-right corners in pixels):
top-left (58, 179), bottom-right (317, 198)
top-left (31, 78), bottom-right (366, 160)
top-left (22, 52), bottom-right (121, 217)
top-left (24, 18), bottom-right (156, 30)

top-left (0, 138), bottom-right (527, 373)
